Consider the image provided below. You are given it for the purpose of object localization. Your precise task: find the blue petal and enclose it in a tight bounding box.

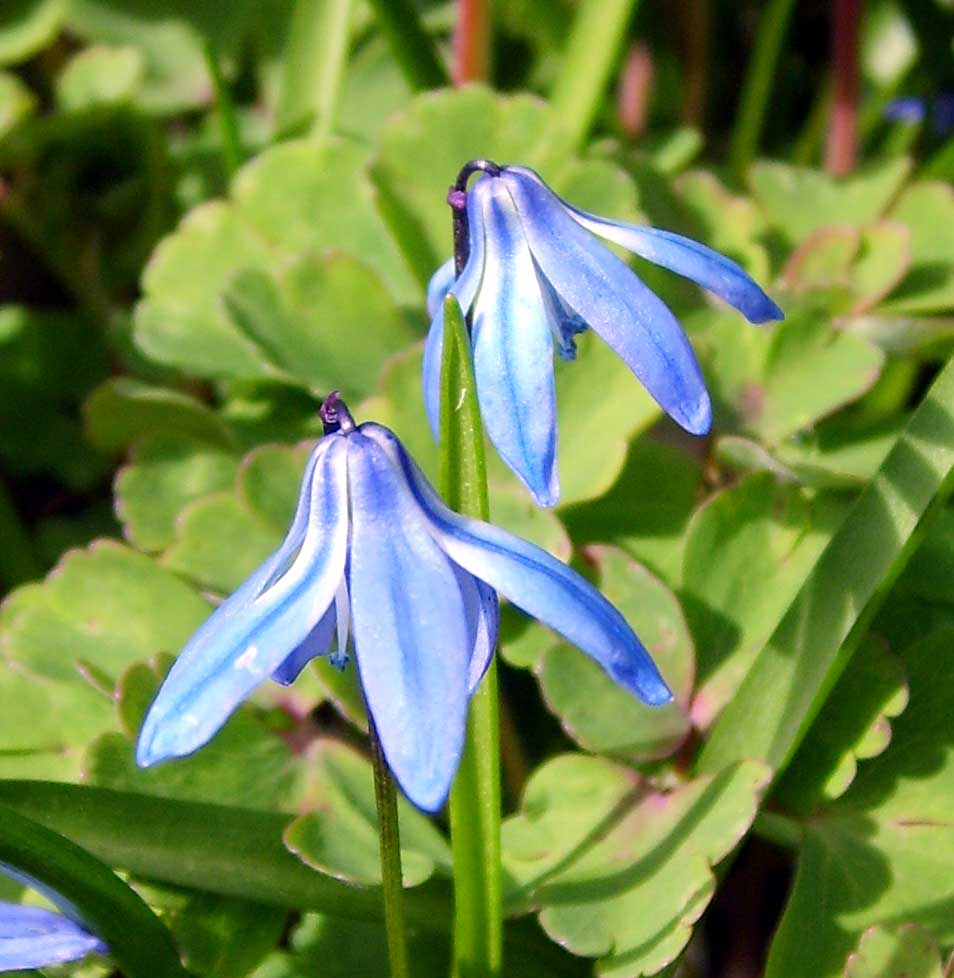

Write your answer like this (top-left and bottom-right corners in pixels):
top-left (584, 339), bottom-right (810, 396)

top-left (426, 258), bottom-right (456, 319)
top-left (347, 429), bottom-right (472, 811)
top-left (501, 167), bottom-right (712, 435)
top-left (470, 178), bottom-right (560, 506)
top-left (454, 566), bottom-right (499, 694)
top-left (0, 903), bottom-right (106, 969)
top-left (363, 425), bottom-right (672, 706)
top-left (422, 183), bottom-right (488, 439)
top-left (137, 437), bottom-right (349, 766)
top-left (270, 601), bottom-right (336, 686)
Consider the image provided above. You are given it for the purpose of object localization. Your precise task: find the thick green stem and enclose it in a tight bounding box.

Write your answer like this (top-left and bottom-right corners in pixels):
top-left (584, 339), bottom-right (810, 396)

top-left (727, 0), bottom-right (798, 180)
top-left (365, 0), bottom-right (448, 91)
top-left (277, 0), bottom-right (353, 139)
top-left (440, 294), bottom-right (502, 978)
top-left (369, 720), bottom-right (411, 978)
top-left (549, 0), bottom-right (640, 154)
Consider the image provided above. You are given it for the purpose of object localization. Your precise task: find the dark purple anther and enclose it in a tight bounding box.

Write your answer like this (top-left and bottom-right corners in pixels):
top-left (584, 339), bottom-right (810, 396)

top-left (320, 390), bottom-right (355, 436)
top-left (449, 158), bottom-right (501, 277)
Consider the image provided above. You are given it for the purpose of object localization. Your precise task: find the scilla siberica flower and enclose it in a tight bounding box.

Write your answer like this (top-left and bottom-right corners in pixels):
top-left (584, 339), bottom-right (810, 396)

top-left (424, 162), bottom-right (783, 506)
top-left (0, 866), bottom-right (107, 970)
top-left (136, 394), bottom-right (671, 811)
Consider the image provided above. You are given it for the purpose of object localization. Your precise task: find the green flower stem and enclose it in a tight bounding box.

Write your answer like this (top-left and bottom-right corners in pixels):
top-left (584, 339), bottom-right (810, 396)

top-left (549, 0), bottom-right (640, 154)
top-left (369, 720), bottom-right (411, 978)
top-left (277, 0), bottom-right (353, 139)
top-left (727, 0), bottom-right (798, 180)
top-left (440, 294), bottom-right (503, 978)
top-left (201, 39), bottom-right (243, 178)
top-left (365, 0), bottom-right (448, 91)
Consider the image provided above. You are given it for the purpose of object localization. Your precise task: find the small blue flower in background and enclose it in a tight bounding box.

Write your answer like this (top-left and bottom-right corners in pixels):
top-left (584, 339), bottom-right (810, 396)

top-left (137, 393), bottom-right (671, 811)
top-left (425, 163), bottom-right (783, 506)
top-left (0, 866), bottom-right (107, 971)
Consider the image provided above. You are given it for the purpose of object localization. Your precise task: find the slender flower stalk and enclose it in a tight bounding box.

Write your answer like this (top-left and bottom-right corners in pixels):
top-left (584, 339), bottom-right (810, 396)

top-left (452, 0), bottom-right (491, 84)
top-left (617, 42), bottom-right (654, 140)
top-left (825, 0), bottom-right (862, 176)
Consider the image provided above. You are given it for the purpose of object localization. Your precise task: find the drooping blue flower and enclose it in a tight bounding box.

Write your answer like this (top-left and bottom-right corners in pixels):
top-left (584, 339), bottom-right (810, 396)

top-left (425, 163), bottom-right (783, 506)
top-left (0, 866), bottom-right (107, 971)
top-left (136, 394), bottom-right (671, 811)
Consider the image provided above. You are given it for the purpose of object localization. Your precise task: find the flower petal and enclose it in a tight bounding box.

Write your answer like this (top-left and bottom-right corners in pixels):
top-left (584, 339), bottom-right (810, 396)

top-left (137, 437), bottom-right (349, 766)
top-left (471, 178), bottom-right (560, 506)
top-left (454, 566), bottom-right (499, 694)
top-left (426, 257), bottom-right (456, 319)
top-left (270, 601), bottom-right (336, 686)
top-left (363, 425), bottom-right (672, 706)
top-left (500, 167), bottom-right (712, 435)
top-left (347, 429), bottom-right (471, 811)
top-left (0, 903), bottom-right (106, 969)
top-left (422, 185), bottom-right (488, 439)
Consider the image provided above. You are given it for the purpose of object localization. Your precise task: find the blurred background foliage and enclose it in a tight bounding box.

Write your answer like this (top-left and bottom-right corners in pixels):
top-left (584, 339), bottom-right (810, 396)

top-left (3, 1), bottom-right (954, 976)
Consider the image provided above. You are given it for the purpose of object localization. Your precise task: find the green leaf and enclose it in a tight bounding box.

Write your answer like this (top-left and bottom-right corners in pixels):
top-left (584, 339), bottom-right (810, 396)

top-left (701, 306), bottom-right (885, 446)
top-left (560, 438), bottom-right (703, 586)
top-left (502, 756), bottom-right (769, 977)
top-left (766, 629), bottom-right (954, 978)
top-left (536, 546), bottom-right (694, 761)
top-left (843, 924), bottom-right (944, 978)
top-left (135, 138), bottom-right (416, 380)
top-left (283, 740), bottom-right (452, 887)
top-left (0, 780), bottom-right (449, 926)
top-left (3, 540), bottom-right (210, 683)
top-left (84, 378), bottom-right (232, 453)
top-left (0, 805), bottom-right (189, 978)
top-left (0, 0), bottom-right (68, 66)
top-left (682, 474), bottom-right (848, 729)
top-left (0, 70), bottom-right (36, 139)
top-left (749, 158), bottom-right (911, 244)
top-left (698, 354), bottom-right (954, 779)
top-left (881, 182), bottom-right (954, 315)
top-left (56, 44), bottom-right (144, 110)
top-left (774, 637), bottom-right (908, 808)
top-left (172, 893), bottom-right (287, 978)
top-left (116, 433), bottom-right (240, 552)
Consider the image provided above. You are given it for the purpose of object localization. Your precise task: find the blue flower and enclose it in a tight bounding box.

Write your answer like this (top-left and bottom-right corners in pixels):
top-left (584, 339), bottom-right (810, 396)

top-left (137, 395), bottom-right (671, 811)
top-left (425, 163), bottom-right (783, 506)
top-left (0, 866), bottom-right (107, 971)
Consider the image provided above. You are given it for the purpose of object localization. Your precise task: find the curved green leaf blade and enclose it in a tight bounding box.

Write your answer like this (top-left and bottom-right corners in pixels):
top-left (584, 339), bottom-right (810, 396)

top-left (0, 804), bottom-right (189, 978)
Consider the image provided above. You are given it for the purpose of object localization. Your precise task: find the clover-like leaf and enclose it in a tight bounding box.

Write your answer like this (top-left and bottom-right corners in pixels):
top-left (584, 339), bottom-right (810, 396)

top-left (0, 0), bottom-right (68, 65)
top-left (284, 740), bottom-right (452, 887)
top-left (55, 44), bottom-right (144, 110)
top-left (766, 628), bottom-right (954, 978)
top-left (135, 138), bottom-right (417, 381)
top-left (536, 546), bottom-right (694, 761)
top-left (749, 158), bottom-right (911, 244)
top-left (843, 924), bottom-right (944, 978)
top-left (503, 755), bottom-right (769, 977)
top-left (683, 474), bottom-right (849, 729)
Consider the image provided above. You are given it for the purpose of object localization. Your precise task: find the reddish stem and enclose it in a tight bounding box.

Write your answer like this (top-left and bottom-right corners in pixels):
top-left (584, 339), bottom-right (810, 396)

top-left (452, 0), bottom-right (491, 84)
top-left (682, 0), bottom-right (710, 127)
top-left (825, 0), bottom-right (862, 176)
top-left (618, 42), bottom-right (654, 140)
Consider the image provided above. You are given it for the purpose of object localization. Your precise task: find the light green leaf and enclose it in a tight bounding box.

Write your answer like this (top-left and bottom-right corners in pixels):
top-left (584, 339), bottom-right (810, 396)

top-left (56, 44), bottom-right (144, 110)
top-left (682, 474), bottom-right (848, 729)
top-left (766, 629), bottom-right (954, 978)
top-left (843, 924), bottom-right (944, 978)
top-left (536, 546), bottom-right (694, 761)
top-left (0, 0), bottom-right (68, 66)
top-left (749, 158), bottom-right (911, 244)
top-left (0, 70), bottom-right (36, 139)
top-left (502, 756), bottom-right (769, 977)
top-left (284, 740), bottom-right (452, 887)
top-left (135, 138), bottom-right (416, 380)
top-left (116, 433), bottom-right (240, 552)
